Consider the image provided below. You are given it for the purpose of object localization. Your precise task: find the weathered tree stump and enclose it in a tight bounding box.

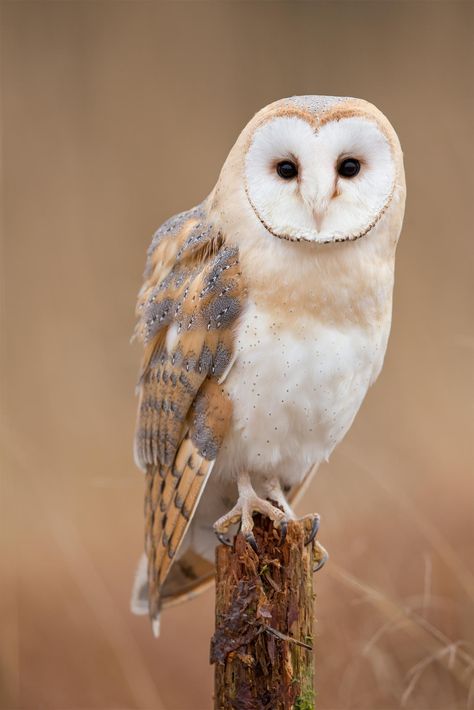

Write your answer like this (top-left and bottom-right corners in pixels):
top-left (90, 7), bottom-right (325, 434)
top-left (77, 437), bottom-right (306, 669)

top-left (210, 515), bottom-right (318, 710)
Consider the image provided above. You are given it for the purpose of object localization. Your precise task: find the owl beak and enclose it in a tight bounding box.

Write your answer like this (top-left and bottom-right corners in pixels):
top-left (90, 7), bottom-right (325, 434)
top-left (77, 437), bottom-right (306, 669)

top-left (313, 208), bottom-right (327, 233)
top-left (303, 178), bottom-right (331, 232)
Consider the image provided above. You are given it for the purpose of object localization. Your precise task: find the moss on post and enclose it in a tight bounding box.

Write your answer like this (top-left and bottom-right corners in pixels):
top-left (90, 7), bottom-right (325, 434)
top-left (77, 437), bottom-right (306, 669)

top-left (210, 516), bottom-right (317, 710)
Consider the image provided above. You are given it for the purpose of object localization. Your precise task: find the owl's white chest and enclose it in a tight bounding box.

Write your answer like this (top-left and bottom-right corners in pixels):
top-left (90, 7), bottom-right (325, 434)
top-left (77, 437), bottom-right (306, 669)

top-left (219, 302), bottom-right (390, 486)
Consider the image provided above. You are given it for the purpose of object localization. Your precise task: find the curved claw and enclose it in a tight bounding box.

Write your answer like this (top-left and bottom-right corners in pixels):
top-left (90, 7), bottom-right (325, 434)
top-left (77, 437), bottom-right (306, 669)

top-left (304, 515), bottom-right (320, 546)
top-left (313, 546), bottom-right (329, 572)
top-left (245, 531), bottom-right (258, 553)
top-left (216, 531), bottom-right (233, 547)
top-left (279, 521), bottom-right (288, 545)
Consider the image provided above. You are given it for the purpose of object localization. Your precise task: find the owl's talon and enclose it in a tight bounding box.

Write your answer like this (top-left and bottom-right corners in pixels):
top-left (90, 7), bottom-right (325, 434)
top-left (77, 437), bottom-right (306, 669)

top-left (245, 532), bottom-right (259, 553)
top-left (304, 515), bottom-right (320, 546)
top-left (313, 542), bottom-right (329, 572)
top-left (279, 520), bottom-right (288, 545)
top-left (216, 531), bottom-right (233, 547)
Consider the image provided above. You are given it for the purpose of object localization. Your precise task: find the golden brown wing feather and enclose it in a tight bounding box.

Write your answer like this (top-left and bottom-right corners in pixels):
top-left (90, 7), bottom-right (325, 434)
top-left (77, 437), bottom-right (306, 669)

top-left (135, 201), bottom-right (244, 622)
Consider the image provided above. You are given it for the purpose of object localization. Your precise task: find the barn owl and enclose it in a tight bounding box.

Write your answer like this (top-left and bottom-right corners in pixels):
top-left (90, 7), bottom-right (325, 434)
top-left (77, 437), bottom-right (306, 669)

top-left (131, 96), bottom-right (406, 635)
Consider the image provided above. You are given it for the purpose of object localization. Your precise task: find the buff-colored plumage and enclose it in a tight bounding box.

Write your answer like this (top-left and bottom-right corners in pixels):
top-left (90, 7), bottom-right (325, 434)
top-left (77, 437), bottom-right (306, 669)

top-left (133, 207), bottom-right (244, 622)
top-left (131, 96), bottom-right (406, 633)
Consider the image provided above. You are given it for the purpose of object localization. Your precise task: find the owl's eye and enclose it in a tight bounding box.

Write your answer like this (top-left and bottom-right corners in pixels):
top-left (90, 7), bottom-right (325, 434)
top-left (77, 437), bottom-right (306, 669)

top-left (276, 160), bottom-right (298, 180)
top-left (338, 158), bottom-right (361, 178)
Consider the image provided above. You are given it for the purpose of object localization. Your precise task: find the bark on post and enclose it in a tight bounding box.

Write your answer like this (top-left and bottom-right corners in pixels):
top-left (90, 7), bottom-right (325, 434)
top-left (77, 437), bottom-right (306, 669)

top-left (210, 515), bottom-right (319, 710)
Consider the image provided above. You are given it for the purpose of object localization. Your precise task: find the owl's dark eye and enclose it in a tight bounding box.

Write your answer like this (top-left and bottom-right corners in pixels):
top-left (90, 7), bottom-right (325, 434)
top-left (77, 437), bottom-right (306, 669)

top-left (338, 158), bottom-right (361, 178)
top-left (276, 160), bottom-right (298, 179)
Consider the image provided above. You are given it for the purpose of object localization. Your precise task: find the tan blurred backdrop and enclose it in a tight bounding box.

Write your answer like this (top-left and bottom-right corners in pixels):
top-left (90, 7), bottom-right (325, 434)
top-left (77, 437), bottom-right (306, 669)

top-left (1, 2), bottom-right (473, 709)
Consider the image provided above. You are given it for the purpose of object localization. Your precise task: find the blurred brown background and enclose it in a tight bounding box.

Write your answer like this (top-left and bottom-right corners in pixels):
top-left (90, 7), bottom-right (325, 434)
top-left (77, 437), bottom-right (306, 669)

top-left (1, 2), bottom-right (473, 709)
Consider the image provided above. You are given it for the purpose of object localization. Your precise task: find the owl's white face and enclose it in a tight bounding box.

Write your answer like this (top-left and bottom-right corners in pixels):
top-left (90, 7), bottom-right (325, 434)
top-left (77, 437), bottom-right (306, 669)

top-left (244, 115), bottom-right (396, 244)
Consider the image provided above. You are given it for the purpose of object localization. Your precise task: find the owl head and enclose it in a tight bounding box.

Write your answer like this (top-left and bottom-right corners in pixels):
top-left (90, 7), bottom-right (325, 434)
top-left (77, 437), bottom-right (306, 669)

top-left (214, 96), bottom-right (405, 247)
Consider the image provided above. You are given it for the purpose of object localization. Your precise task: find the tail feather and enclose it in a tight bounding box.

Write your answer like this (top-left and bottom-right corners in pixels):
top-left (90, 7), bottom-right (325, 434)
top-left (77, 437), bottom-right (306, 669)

top-left (130, 553), bottom-right (149, 616)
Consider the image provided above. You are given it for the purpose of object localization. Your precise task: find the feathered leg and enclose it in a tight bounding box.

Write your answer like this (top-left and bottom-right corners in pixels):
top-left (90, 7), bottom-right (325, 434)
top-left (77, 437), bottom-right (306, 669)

top-left (261, 476), bottom-right (296, 519)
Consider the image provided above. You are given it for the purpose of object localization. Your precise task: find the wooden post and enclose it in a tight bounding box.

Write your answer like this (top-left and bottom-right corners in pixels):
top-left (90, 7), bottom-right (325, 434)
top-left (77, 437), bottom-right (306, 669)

top-left (210, 515), bottom-right (320, 710)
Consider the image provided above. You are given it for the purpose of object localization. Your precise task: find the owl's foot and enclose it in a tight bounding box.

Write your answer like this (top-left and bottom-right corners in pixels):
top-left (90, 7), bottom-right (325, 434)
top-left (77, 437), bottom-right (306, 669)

top-left (263, 478), bottom-right (321, 548)
top-left (262, 476), bottom-right (296, 519)
top-left (213, 472), bottom-right (288, 551)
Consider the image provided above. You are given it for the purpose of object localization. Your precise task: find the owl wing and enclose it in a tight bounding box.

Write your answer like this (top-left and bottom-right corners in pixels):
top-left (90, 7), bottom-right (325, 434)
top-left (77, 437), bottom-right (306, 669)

top-left (134, 200), bottom-right (244, 625)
